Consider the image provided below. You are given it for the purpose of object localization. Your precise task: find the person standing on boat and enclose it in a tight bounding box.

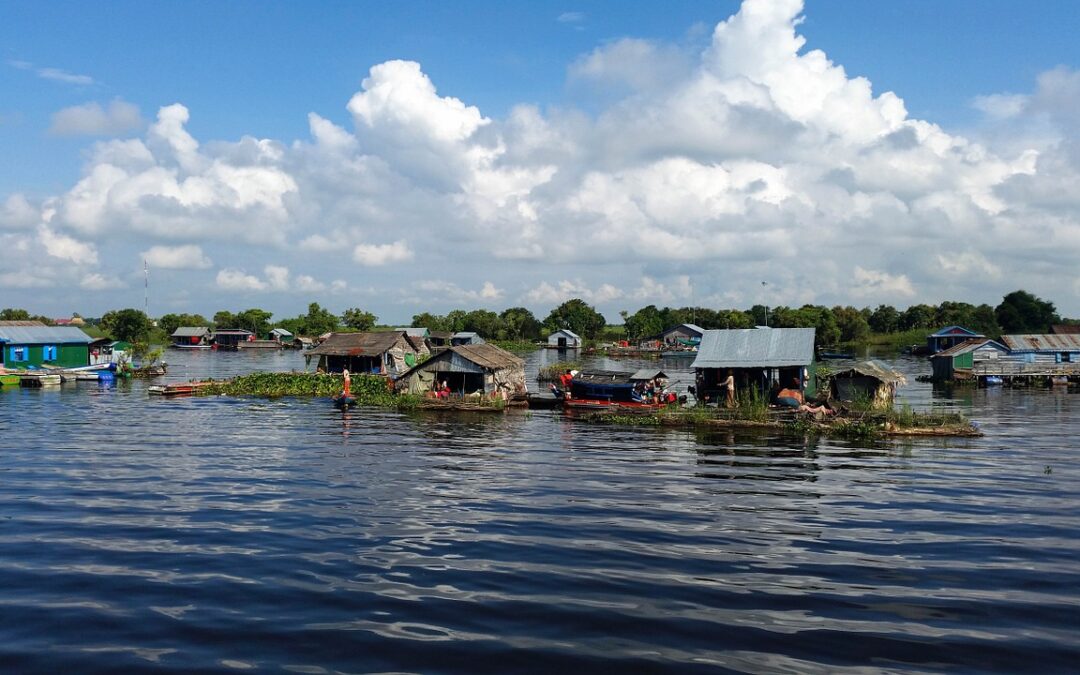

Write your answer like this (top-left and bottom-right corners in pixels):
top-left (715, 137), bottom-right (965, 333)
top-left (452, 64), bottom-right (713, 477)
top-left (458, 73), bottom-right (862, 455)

top-left (722, 370), bottom-right (736, 408)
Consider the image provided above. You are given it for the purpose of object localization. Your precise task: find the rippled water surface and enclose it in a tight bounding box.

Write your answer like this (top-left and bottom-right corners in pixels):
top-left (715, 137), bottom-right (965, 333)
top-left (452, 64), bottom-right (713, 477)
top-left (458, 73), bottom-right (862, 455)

top-left (1, 350), bottom-right (1077, 673)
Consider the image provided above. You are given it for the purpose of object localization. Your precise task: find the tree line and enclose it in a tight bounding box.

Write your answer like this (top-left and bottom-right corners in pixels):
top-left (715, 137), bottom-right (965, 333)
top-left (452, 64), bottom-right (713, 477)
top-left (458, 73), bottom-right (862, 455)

top-left (2, 288), bottom-right (1071, 345)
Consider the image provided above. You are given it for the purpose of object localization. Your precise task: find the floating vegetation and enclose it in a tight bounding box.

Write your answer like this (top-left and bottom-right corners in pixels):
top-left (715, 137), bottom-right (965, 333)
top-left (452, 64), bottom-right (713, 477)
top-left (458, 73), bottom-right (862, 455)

top-left (538, 360), bottom-right (582, 382)
top-left (579, 403), bottom-right (980, 439)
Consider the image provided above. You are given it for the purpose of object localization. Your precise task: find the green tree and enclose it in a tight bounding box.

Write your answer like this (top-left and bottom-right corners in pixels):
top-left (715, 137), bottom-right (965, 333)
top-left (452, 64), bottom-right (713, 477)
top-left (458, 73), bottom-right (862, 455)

top-left (213, 310), bottom-right (237, 328)
top-left (100, 308), bottom-right (152, 342)
top-left (234, 308), bottom-right (274, 337)
top-left (970, 304), bottom-right (1001, 337)
top-left (995, 290), bottom-right (1059, 333)
top-left (462, 309), bottom-right (500, 338)
top-left (900, 304), bottom-right (936, 330)
top-left (411, 312), bottom-right (452, 332)
top-left (868, 305), bottom-right (900, 333)
top-left (833, 305), bottom-right (871, 343)
top-left (341, 307), bottom-right (377, 331)
top-left (158, 313), bottom-right (211, 336)
top-left (298, 303), bottom-right (338, 335)
top-left (543, 298), bottom-right (606, 339)
top-left (623, 305), bottom-right (664, 340)
top-left (498, 307), bottom-right (541, 340)
top-left (0, 308), bottom-right (31, 321)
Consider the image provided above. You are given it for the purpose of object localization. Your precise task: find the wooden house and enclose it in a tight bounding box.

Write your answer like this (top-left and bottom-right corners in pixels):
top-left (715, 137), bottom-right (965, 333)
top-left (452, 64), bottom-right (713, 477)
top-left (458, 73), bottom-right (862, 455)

top-left (212, 329), bottom-right (254, 350)
top-left (828, 361), bottom-right (906, 408)
top-left (427, 331), bottom-right (452, 351)
top-left (547, 329), bottom-right (582, 349)
top-left (930, 339), bottom-right (1009, 381)
top-left (691, 328), bottom-right (816, 403)
top-left (926, 326), bottom-right (984, 354)
top-left (396, 343), bottom-right (526, 399)
top-left (658, 323), bottom-right (705, 347)
top-left (307, 331), bottom-right (427, 376)
top-left (451, 331), bottom-right (485, 346)
top-left (0, 321), bottom-right (92, 369)
top-left (171, 326), bottom-right (211, 348)
top-left (1000, 334), bottom-right (1080, 365)
top-left (269, 328), bottom-right (293, 343)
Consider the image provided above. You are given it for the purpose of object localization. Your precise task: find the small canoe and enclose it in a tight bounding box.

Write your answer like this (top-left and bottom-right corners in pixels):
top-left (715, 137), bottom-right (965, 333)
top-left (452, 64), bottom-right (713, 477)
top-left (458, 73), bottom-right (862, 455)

top-left (148, 381), bottom-right (213, 397)
top-left (333, 395), bottom-right (356, 409)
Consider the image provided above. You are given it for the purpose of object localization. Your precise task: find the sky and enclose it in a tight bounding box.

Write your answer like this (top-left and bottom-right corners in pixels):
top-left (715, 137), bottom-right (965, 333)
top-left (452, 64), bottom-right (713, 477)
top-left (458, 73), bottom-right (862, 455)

top-left (2, 0), bottom-right (1079, 323)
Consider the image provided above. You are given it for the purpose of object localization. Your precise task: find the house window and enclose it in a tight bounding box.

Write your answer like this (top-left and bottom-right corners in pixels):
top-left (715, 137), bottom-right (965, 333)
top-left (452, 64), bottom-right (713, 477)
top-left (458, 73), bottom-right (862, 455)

top-left (10, 346), bottom-right (27, 362)
top-left (1060, 352), bottom-right (1072, 363)
top-left (43, 345), bottom-right (58, 361)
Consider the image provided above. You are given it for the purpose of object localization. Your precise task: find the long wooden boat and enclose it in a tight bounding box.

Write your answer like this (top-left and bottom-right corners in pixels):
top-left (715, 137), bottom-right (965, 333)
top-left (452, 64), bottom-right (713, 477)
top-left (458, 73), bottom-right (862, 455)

top-left (0, 373), bottom-right (19, 387)
top-left (148, 381), bottom-right (214, 397)
top-left (564, 398), bottom-right (665, 412)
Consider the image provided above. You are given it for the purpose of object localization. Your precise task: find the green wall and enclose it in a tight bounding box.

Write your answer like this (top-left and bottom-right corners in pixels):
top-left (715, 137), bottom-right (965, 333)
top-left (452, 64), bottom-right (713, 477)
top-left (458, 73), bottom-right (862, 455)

top-left (4, 343), bottom-right (89, 368)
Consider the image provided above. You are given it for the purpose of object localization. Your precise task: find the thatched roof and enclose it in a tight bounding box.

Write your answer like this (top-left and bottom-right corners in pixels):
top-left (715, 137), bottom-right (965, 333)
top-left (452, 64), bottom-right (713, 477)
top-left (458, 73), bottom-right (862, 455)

top-left (308, 331), bottom-right (409, 357)
top-left (449, 343), bottom-right (523, 370)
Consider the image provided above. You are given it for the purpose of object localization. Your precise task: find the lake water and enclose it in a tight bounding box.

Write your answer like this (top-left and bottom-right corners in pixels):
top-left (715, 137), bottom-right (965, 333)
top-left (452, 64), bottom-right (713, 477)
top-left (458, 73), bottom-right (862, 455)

top-left (0, 348), bottom-right (1077, 673)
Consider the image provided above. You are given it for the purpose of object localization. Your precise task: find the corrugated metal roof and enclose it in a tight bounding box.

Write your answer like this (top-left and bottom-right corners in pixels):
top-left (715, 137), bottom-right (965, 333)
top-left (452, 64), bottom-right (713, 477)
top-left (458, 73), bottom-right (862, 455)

top-left (549, 328), bottom-right (581, 339)
top-left (1002, 334), bottom-right (1080, 351)
top-left (691, 328), bottom-right (815, 369)
top-left (172, 327), bottom-right (211, 337)
top-left (928, 326), bottom-right (983, 338)
top-left (308, 331), bottom-right (408, 357)
top-left (630, 369), bottom-right (668, 381)
top-left (832, 360), bottom-right (907, 386)
top-left (932, 338), bottom-right (1007, 359)
top-left (1051, 324), bottom-right (1080, 335)
top-left (394, 327), bottom-right (429, 337)
top-left (0, 324), bottom-right (93, 344)
top-left (270, 328), bottom-right (293, 337)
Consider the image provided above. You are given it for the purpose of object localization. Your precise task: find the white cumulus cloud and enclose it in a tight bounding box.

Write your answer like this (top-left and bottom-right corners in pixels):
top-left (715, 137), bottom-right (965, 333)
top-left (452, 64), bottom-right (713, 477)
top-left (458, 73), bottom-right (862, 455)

top-left (353, 240), bottom-right (413, 266)
top-left (49, 99), bottom-right (143, 136)
top-left (142, 244), bottom-right (212, 269)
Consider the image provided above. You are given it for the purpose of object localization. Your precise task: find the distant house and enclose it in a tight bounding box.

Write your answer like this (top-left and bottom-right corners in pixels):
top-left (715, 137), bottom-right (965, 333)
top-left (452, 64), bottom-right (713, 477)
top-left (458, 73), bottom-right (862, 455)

top-left (1000, 334), bottom-right (1080, 365)
top-left (451, 331), bottom-right (485, 346)
top-left (307, 331), bottom-right (427, 375)
top-left (930, 338), bottom-right (1009, 381)
top-left (927, 326), bottom-right (984, 354)
top-left (427, 331), bottom-right (453, 351)
top-left (547, 329), bottom-right (582, 349)
top-left (691, 328), bottom-right (816, 403)
top-left (658, 323), bottom-right (705, 346)
top-left (212, 329), bottom-right (255, 350)
top-left (171, 326), bottom-right (211, 348)
top-left (828, 361), bottom-right (907, 408)
top-left (396, 343), bottom-right (527, 399)
top-left (269, 328), bottom-right (293, 343)
top-left (0, 321), bottom-right (93, 368)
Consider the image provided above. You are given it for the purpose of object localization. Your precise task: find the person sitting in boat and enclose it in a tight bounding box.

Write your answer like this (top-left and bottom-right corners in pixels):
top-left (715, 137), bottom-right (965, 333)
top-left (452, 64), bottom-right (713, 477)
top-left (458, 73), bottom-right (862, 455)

top-left (558, 370), bottom-right (575, 400)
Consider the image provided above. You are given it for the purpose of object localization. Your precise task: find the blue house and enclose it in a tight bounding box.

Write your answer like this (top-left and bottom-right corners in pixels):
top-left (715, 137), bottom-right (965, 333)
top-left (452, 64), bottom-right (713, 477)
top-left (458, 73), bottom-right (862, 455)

top-left (927, 326), bottom-right (984, 354)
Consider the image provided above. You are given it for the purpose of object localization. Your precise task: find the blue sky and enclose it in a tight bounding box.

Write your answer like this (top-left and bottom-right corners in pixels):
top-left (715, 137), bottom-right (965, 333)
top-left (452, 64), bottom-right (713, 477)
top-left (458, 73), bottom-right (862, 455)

top-left (2, 0), bottom-right (1079, 320)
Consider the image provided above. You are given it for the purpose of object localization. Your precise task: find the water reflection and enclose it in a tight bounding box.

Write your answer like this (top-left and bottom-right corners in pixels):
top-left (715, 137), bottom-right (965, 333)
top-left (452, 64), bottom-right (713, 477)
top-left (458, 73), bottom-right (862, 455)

top-left (0, 348), bottom-right (1076, 672)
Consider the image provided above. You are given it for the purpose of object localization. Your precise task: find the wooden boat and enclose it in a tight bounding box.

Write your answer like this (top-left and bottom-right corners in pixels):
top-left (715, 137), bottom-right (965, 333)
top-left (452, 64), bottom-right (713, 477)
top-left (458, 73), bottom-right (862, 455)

top-left (0, 373), bottom-right (19, 387)
top-left (19, 373), bottom-right (62, 387)
top-left (563, 370), bottom-right (670, 412)
top-left (818, 350), bottom-right (855, 360)
top-left (148, 381), bottom-right (214, 397)
top-left (332, 395), bottom-right (356, 409)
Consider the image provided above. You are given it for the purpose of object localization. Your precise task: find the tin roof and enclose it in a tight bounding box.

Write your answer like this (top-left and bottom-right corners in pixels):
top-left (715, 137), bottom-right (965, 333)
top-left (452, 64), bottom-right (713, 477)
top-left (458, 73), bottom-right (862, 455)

top-left (1051, 324), bottom-right (1080, 335)
top-left (394, 327), bottom-right (430, 337)
top-left (0, 324), bottom-right (93, 344)
top-left (269, 328), bottom-right (293, 337)
top-left (1001, 334), bottom-right (1080, 352)
top-left (212, 329), bottom-right (254, 336)
top-left (691, 328), bottom-right (815, 369)
top-left (308, 331), bottom-right (409, 357)
top-left (549, 328), bottom-right (581, 339)
top-left (575, 369), bottom-right (668, 385)
top-left (172, 326), bottom-right (211, 337)
top-left (931, 338), bottom-right (1008, 359)
top-left (928, 325), bottom-right (984, 338)
top-left (662, 323), bottom-right (705, 336)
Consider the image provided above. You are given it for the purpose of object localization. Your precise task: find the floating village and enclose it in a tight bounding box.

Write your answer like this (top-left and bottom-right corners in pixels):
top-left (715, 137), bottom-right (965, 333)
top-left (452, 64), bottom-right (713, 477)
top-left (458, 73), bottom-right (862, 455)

top-left (4, 317), bottom-right (1079, 440)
